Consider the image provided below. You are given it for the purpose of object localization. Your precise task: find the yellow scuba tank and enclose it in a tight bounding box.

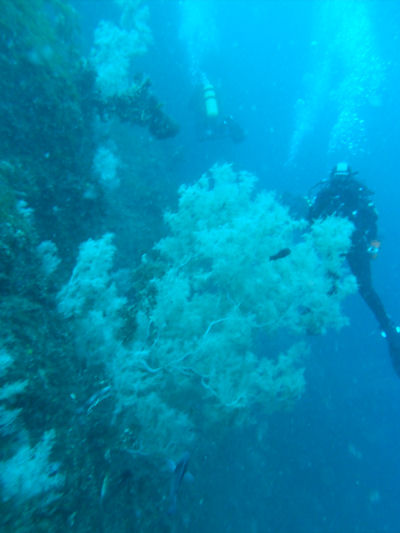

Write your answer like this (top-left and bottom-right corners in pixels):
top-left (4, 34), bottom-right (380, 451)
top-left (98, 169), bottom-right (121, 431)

top-left (203, 81), bottom-right (219, 118)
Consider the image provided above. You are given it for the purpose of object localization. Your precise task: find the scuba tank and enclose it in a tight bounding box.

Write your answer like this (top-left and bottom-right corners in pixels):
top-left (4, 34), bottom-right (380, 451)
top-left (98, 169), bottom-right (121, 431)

top-left (202, 80), bottom-right (219, 118)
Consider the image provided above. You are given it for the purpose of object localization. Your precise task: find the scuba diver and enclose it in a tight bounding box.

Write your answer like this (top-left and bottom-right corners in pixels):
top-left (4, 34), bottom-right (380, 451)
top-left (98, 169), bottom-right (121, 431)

top-left (309, 162), bottom-right (400, 377)
top-left (196, 76), bottom-right (245, 143)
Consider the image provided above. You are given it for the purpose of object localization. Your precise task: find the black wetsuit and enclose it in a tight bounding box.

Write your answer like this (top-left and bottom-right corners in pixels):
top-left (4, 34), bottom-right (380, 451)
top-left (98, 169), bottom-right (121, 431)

top-left (309, 174), bottom-right (400, 376)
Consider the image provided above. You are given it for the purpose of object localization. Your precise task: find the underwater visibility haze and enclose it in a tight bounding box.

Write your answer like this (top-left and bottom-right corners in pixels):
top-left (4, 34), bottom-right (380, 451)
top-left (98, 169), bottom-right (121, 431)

top-left (1, 0), bottom-right (400, 531)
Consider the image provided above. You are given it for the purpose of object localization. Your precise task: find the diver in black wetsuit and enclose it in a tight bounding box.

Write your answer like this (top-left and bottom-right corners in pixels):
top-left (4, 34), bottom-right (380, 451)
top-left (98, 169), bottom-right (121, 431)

top-left (309, 162), bottom-right (400, 377)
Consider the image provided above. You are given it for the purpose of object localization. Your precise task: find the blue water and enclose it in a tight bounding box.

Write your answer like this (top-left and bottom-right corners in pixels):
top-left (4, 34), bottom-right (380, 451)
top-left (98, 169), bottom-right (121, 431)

top-left (2, 1), bottom-right (400, 531)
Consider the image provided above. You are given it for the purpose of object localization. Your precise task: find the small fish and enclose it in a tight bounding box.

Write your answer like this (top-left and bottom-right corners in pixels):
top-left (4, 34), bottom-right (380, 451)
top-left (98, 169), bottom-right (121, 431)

top-left (269, 248), bottom-right (291, 261)
top-left (168, 451), bottom-right (190, 515)
top-left (83, 385), bottom-right (111, 414)
top-left (100, 473), bottom-right (110, 503)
